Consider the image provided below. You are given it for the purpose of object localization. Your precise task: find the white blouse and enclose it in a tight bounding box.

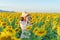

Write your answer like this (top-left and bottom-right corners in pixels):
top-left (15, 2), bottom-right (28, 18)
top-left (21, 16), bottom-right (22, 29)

top-left (20, 21), bottom-right (27, 30)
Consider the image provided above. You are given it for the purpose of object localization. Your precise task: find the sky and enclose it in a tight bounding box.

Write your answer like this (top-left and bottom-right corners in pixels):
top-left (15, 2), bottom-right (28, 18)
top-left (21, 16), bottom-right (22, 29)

top-left (0, 0), bottom-right (60, 12)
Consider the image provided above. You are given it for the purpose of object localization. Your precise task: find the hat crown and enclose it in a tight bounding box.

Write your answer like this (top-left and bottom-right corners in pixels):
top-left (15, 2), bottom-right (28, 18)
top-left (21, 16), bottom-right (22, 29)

top-left (21, 12), bottom-right (28, 17)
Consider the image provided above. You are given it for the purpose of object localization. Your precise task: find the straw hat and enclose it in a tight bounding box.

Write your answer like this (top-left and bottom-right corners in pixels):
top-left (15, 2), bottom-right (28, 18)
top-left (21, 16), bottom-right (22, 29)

top-left (21, 12), bottom-right (28, 17)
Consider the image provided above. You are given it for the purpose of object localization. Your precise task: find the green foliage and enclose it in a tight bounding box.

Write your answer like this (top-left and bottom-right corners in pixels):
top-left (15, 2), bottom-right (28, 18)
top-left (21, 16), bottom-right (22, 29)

top-left (0, 27), bottom-right (3, 32)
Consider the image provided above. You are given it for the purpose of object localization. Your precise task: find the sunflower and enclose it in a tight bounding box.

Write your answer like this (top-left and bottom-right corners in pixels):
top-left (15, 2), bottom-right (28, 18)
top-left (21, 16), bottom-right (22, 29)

top-left (0, 36), bottom-right (7, 40)
top-left (6, 36), bottom-right (12, 40)
top-left (9, 15), bottom-right (12, 18)
top-left (52, 25), bottom-right (57, 30)
top-left (11, 37), bottom-right (21, 40)
top-left (9, 18), bottom-right (13, 23)
top-left (3, 26), bottom-right (15, 35)
top-left (15, 27), bottom-right (20, 32)
top-left (0, 21), bottom-right (2, 26)
top-left (25, 26), bottom-right (32, 31)
top-left (0, 31), bottom-right (7, 37)
top-left (33, 27), bottom-right (39, 33)
top-left (15, 22), bottom-right (19, 25)
top-left (1, 22), bottom-right (7, 26)
top-left (30, 20), bottom-right (34, 25)
top-left (53, 21), bottom-right (57, 25)
top-left (0, 20), bottom-right (3, 22)
top-left (36, 30), bottom-right (46, 37)
top-left (34, 30), bottom-right (46, 37)
top-left (0, 35), bottom-right (12, 40)
top-left (33, 27), bottom-right (46, 37)
top-left (57, 26), bottom-right (60, 36)
top-left (54, 15), bottom-right (59, 19)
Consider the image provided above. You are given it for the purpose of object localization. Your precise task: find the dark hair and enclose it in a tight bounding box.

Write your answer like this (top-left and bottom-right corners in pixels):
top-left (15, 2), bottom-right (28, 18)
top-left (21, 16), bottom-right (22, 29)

top-left (20, 17), bottom-right (24, 21)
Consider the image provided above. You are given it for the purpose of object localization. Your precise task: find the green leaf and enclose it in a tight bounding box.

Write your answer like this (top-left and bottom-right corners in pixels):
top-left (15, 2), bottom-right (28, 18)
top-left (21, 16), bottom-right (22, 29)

top-left (0, 27), bottom-right (3, 32)
top-left (11, 18), bottom-right (17, 29)
top-left (15, 30), bottom-right (22, 38)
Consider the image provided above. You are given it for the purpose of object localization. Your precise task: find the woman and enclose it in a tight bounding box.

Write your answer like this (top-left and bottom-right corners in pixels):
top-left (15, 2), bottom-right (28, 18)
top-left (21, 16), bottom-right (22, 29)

top-left (20, 12), bottom-right (31, 38)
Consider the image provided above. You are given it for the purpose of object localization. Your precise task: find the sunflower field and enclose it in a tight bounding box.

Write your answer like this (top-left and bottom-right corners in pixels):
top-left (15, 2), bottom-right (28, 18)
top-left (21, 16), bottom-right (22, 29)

top-left (0, 12), bottom-right (60, 40)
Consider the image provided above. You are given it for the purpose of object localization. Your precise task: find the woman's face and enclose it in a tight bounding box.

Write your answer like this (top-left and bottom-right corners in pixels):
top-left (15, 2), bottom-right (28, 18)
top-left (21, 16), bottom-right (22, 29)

top-left (24, 15), bottom-right (31, 21)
